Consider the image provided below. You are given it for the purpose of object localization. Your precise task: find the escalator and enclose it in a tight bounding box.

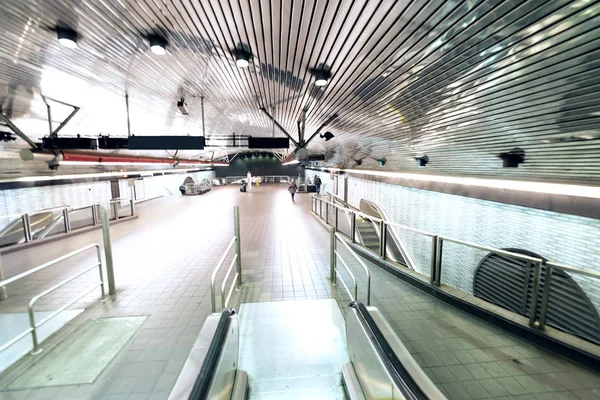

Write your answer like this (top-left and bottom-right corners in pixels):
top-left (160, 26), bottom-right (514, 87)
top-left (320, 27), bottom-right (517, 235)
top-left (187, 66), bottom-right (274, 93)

top-left (330, 195), bottom-right (415, 270)
top-left (169, 299), bottom-right (446, 400)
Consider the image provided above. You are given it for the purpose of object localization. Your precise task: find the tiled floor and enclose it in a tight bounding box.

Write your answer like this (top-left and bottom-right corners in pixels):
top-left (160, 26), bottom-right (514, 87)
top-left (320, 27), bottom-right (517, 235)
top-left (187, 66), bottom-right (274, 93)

top-left (0, 185), bottom-right (598, 400)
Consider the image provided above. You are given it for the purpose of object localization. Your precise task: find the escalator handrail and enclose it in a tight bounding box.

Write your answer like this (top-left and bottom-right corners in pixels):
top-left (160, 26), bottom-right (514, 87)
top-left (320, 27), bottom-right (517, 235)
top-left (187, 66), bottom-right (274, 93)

top-left (359, 199), bottom-right (416, 270)
top-left (188, 308), bottom-right (236, 400)
top-left (350, 301), bottom-right (428, 400)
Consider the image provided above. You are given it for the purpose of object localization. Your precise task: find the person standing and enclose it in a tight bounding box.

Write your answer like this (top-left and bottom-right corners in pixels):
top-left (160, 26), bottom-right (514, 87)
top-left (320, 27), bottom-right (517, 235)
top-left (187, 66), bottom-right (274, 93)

top-left (288, 179), bottom-right (298, 201)
top-left (314, 176), bottom-right (322, 194)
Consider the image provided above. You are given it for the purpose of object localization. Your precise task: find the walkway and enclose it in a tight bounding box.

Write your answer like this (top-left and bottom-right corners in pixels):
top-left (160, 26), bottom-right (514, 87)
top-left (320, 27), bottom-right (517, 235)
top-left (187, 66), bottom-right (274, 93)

top-left (0, 185), bottom-right (598, 399)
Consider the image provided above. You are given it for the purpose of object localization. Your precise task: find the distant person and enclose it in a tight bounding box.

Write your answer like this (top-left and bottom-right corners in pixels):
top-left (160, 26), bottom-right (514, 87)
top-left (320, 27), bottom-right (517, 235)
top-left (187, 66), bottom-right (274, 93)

top-left (314, 176), bottom-right (322, 194)
top-left (288, 179), bottom-right (298, 202)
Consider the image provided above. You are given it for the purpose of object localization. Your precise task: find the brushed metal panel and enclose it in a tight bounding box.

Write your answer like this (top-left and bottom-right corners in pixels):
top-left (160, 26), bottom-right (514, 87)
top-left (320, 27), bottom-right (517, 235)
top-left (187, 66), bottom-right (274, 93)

top-left (2, 0), bottom-right (600, 182)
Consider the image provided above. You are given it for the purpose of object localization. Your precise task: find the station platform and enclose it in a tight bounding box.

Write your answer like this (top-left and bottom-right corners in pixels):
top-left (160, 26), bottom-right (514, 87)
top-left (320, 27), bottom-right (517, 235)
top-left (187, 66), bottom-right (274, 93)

top-left (0, 185), bottom-right (599, 400)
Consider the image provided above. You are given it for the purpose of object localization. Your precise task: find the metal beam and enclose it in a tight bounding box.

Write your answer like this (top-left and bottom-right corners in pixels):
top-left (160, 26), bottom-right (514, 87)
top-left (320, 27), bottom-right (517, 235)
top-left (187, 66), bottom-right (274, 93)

top-left (125, 94), bottom-right (131, 137)
top-left (259, 107), bottom-right (300, 148)
top-left (52, 106), bottom-right (80, 136)
top-left (0, 113), bottom-right (38, 148)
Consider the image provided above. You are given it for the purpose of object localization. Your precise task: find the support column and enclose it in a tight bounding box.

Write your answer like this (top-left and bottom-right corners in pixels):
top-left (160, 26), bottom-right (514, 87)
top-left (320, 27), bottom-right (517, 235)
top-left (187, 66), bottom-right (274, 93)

top-left (0, 254), bottom-right (7, 301)
top-left (234, 206), bottom-right (242, 286)
top-left (101, 207), bottom-right (116, 296)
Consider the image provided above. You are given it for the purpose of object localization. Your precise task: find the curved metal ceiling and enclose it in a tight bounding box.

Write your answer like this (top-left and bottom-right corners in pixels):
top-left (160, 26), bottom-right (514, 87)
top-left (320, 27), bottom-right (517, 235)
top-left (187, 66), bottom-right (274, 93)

top-left (1, 0), bottom-right (600, 182)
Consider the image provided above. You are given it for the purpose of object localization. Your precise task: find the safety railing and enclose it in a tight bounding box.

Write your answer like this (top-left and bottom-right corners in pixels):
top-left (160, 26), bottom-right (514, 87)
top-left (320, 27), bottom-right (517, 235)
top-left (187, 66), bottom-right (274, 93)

top-left (210, 206), bottom-right (242, 312)
top-left (0, 243), bottom-right (106, 355)
top-left (538, 262), bottom-right (600, 332)
top-left (0, 199), bottom-right (135, 248)
top-left (330, 228), bottom-right (371, 305)
top-left (313, 194), bottom-right (597, 336)
top-left (435, 236), bottom-right (544, 327)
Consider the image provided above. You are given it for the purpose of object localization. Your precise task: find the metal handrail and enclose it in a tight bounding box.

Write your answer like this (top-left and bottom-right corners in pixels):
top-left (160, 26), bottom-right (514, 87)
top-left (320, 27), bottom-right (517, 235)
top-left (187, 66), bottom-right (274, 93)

top-left (316, 195), bottom-right (555, 330)
top-left (538, 261), bottom-right (600, 330)
top-left (0, 244), bottom-right (100, 287)
top-left (334, 251), bottom-right (358, 301)
top-left (211, 236), bottom-right (237, 313)
top-left (220, 255), bottom-right (239, 310)
top-left (210, 207), bottom-right (242, 313)
top-left (335, 232), bottom-right (371, 305)
top-left (438, 236), bottom-right (543, 264)
top-left (0, 243), bottom-right (105, 355)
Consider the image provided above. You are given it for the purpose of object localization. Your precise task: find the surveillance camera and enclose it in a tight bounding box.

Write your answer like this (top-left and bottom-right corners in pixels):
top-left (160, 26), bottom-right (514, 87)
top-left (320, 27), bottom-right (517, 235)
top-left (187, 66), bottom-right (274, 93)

top-left (177, 98), bottom-right (189, 115)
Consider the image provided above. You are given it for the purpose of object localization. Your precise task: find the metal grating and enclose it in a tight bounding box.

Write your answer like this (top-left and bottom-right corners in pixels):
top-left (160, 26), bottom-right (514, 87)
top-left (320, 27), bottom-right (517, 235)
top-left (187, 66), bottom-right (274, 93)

top-left (474, 248), bottom-right (600, 345)
top-left (1, 1), bottom-right (600, 181)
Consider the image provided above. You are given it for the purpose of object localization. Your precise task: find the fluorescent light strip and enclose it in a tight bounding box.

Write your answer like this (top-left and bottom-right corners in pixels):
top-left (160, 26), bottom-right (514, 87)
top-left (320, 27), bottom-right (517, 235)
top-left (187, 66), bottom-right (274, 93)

top-left (0, 167), bottom-right (209, 184)
top-left (282, 160), bottom-right (300, 166)
top-left (318, 167), bottom-right (600, 199)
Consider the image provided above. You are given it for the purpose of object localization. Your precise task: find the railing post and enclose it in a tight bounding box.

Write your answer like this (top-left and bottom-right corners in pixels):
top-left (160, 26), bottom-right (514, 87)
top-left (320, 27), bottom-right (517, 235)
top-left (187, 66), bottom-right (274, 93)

top-left (63, 208), bottom-right (71, 233)
top-left (350, 212), bottom-right (356, 243)
top-left (335, 206), bottom-right (338, 230)
top-left (538, 263), bottom-right (553, 330)
top-left (528, 260), bottom-right (542, 328)
top-left (319, 199), bottom-right (323, 218)
top-left (96, 245), bottom-right (107, 302)
top-left (130, 199), bottom-right (135, 216)
top-left (379, 221), bottom-right (387, 259)
top-left (330, 227), bottom-right (337, 285)
top-left (434, 237), bottom-right (443, 286)
top-left (91, 204), bottom-right (98, 225)
top-left (113, 201), bottom-right (119, 220)
top-left (325, 202), bottom-right (329, 224)
top-left (0, 254), bottom-right (7, 301)
top-left (28, 308), bottom-right (42, 355)
top-left (22, 214), bottom-right (32, 242)
top-left (234, 206), bottom-right (242, 286)
top-left (430, 235), bottom-right (438, 285)
top-left (100, 207), bottom-right (116, 296)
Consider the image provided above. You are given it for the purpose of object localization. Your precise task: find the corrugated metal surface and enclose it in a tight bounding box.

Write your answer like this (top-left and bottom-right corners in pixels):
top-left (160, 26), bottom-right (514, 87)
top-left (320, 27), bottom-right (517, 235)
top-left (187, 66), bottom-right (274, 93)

top-left (2, 1), bottom-right (600, 182)
top-left (474, 249), bottom-right (600, 345)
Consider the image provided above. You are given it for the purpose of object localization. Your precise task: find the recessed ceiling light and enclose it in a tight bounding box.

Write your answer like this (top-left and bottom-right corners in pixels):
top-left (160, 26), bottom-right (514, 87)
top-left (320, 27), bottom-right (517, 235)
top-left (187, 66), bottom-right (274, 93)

top-left (149, 35), bottom-right (167, 55)
top-left (56, 26), bottom-right (78, 49)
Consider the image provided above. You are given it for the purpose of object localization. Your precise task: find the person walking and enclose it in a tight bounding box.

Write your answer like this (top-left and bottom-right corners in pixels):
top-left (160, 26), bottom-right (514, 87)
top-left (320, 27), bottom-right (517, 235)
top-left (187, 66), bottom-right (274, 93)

top-left (314, 176), bottom-right (322, 194)
top-left (288, 179), bottom-right (298, 201)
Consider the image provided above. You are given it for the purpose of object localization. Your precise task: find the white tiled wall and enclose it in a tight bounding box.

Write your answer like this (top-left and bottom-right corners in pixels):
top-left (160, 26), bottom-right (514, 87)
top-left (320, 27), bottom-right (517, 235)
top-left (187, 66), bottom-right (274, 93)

top-left (314, 172), bottom-right (600, 310)
top-left (0, 182), bottom-right (111, 217)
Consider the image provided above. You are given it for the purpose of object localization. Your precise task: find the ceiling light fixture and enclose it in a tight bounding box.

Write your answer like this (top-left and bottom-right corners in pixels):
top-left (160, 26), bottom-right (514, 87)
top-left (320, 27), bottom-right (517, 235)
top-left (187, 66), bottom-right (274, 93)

top-left (320, 131), bottom-right (334, 141)
top-left (499, 148), bottom-right (525, 168)
top-left (56, 26), bottom-right (78, 49)
top-left (235, 43), bottom-right (252, 68)
top-left (313, 66), bottom-right (332, 87)
top-left (149, 34), bottom-right (167, 55)
top-left (416, 155), bottom-right (429, 167)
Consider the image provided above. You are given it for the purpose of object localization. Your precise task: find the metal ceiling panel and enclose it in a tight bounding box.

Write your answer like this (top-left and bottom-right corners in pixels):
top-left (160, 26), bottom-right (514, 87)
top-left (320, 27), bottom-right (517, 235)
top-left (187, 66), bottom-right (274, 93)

top-left (2, 0), bottom-right (600, 182)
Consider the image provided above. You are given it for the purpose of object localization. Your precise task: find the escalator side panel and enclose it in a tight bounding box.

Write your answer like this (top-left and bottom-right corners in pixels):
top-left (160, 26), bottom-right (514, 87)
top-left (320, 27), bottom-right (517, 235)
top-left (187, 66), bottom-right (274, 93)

top-left (168, 311), bottom-right (239, 400)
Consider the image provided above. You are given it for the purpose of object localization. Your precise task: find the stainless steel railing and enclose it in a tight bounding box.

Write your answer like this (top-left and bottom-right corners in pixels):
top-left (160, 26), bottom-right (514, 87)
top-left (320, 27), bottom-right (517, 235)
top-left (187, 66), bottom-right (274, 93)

top-left (210, 206), bottom-right (242, 312)
top-left (0, 198), bottom-right (135, 248)
top-left (0, 243), bottom-right (106, 355)
top-left (313, 194), bottom-right (599, 335)
top-left (330, 228), bottom-right (371, 305)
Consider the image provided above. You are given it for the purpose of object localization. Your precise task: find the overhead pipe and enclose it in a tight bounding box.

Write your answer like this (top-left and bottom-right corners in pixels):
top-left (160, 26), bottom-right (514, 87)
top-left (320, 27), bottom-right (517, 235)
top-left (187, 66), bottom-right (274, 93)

top-left (20, 149), bottom-right (228, 166)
